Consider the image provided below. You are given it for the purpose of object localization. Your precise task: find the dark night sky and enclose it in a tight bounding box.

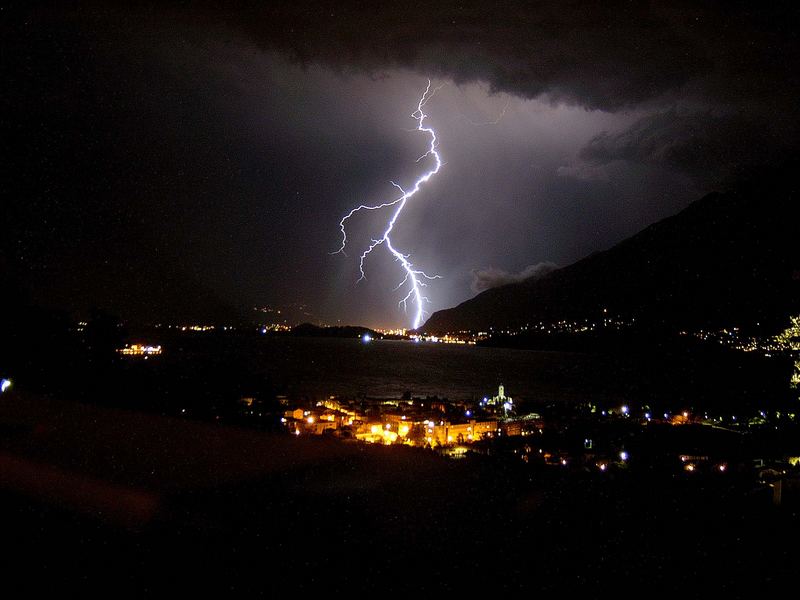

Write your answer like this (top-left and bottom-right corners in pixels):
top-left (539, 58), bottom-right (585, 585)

top-left (5, 2), bottom-right (799, 328)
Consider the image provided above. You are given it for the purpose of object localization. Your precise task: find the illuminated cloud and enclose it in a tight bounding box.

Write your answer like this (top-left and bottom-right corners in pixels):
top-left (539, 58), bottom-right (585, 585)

top-left (471, 262), bottom-right (558, 293)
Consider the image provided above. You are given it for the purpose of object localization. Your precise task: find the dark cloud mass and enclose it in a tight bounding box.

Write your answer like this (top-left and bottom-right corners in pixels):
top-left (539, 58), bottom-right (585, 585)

top-left (229, 1), bottom-right (797, 109)
top-left (256, 4), bottom-right (792, 107)
top-left (577, 109), bottom-right (790, 185)
top-left (228, 1), bottom-right (800, 184)
top-left (5, 2), bottom-right (799, 327)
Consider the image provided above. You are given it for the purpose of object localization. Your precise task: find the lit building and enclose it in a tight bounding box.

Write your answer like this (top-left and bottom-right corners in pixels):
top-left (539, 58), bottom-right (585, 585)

top-left (355, 421), bottom-right (405, 445)
top-left (430, 419), bottom-right (499, 445)
top-left (483, 384), bottom-right (514, 417)
top-left (501, 410), bottom-right (544, 434)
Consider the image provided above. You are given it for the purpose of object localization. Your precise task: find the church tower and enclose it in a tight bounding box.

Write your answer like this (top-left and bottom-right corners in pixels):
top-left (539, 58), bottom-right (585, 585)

top-left (486, 383), bottom-right (512, 417)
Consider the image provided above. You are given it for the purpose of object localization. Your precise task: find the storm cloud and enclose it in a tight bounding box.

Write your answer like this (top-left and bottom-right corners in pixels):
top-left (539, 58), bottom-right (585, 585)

top-left (7, 2), bottom-right (799, 327)
top-left (217, 1), bottom-right (800, 183)
top-left (573, 109), bottom-right (789, 184)
top-left (220, 2), bottom-right (796, 106)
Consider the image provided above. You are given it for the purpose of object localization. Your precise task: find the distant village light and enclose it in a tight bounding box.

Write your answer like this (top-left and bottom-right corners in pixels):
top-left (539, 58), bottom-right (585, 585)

top-left (119, 344), bottom-right (162, 357)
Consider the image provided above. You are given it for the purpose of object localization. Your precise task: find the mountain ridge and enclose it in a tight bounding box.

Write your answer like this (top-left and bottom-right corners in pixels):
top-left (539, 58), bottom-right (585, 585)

top-left (422, 173), bottom-right (800, 335)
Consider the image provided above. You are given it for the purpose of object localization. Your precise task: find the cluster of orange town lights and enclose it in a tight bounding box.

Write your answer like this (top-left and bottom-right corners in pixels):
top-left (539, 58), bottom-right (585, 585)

top-left (118, 344), bottom-right (162, 356)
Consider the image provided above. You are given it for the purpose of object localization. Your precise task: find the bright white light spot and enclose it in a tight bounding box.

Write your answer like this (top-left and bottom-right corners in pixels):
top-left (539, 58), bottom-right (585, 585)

top-left (0, 379), bottom-right (11, 393)
top-left (621, 405), bottom-right (629, 415)
top-left (619, 451), bottom-right (628, 461)
top-left (362, 333), bottom-right (372, 343)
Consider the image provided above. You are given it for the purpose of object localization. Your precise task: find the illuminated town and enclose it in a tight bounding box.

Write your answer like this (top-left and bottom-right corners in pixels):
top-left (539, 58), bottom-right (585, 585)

top-left (257, 376), bottom-right (800, 501)
top-left (7, 309), bottom-right (800, 593)
top-left (278, 384), bottom-right (539, 449)
top-left (118, 343), bottom-right (162, 357)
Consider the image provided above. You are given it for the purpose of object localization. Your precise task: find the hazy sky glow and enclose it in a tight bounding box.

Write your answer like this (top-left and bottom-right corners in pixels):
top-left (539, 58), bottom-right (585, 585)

top-left (6, 3), bottom-right (798, 327)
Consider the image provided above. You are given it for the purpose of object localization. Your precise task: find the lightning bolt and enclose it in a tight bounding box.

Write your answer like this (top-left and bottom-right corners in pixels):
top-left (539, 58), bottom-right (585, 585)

top-left (333, 80), bottom-right (443, 330)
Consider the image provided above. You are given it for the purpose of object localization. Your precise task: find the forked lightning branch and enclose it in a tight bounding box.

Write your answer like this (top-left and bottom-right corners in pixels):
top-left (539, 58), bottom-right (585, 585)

top-left (333, 80), bottom-right (444, 329)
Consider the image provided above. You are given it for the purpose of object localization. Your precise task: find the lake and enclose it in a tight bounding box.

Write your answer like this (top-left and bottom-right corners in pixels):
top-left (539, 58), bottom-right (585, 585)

top-left (237, 337), bottom-right (629, 405)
